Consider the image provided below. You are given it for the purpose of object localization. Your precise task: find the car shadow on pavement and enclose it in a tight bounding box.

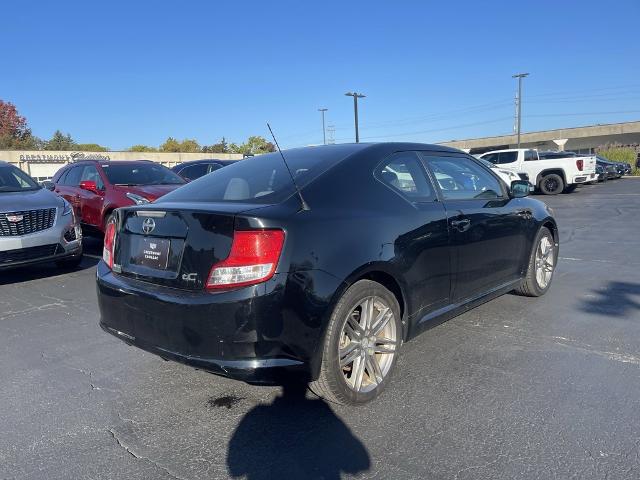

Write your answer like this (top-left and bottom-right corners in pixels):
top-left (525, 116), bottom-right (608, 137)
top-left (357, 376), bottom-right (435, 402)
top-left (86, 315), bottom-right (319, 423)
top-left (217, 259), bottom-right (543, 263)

top-left (227, 381), bottom-right (370, 480)
top-left (579, 281), bottom-right (640, 318)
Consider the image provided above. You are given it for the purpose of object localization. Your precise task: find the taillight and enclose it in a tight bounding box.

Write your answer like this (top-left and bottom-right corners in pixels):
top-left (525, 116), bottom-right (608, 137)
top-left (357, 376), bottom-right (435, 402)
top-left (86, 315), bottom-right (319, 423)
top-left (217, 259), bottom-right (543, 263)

top-left (206, 229), bottom-right (285, 290)
top-left (576, 159), bottom-right (584, 171)
top-left (103, 221), bottom-right (116, 269)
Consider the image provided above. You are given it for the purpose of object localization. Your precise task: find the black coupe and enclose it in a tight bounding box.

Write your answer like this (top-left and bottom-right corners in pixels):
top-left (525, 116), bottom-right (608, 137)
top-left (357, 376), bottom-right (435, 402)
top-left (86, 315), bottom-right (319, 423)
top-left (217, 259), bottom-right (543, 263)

top-left (97, 143), bottom-right (558, 405)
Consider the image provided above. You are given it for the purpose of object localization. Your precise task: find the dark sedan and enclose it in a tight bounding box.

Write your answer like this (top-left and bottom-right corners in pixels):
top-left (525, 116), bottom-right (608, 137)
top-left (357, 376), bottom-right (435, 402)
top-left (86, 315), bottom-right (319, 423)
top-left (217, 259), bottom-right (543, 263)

top-left (97, 143), bottom-right (558, 405)
top-left (171, 159), bottom-right (238, 181)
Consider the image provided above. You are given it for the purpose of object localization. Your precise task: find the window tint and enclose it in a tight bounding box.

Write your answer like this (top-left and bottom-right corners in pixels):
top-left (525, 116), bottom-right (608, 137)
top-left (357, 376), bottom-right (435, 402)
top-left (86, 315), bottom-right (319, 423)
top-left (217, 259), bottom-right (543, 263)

top-left (481, 153), bottom-right (499, 164)
top-left (0, 165), bottom-right (40, 192)
top-left (80, 165), bottom-right (104, 189)
top-left (497, 151), bottom-right (518, 164)
top-left (376, 152), bottom-right (435, 201)
top-left (102, 163), bottom-right (185, 186)
top-left (179, 164), bottom-right (209, 180)
top-left (424, 155), bottom-right (503, 200)
top-left (62, 166), bottom-right (83, 186)
top-left (159, 145), bottom-right (359, 204)
top-left (524, 150), bottom-right (538, 161)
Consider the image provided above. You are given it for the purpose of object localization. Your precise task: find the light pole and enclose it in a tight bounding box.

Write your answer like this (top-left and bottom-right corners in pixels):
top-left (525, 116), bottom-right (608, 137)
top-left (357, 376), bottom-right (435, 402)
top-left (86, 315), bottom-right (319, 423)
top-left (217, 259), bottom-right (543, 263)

top-left (345, 92), bottom-right (365, 143)
top-left (512, 73), bottom-right (529, 148)
top-left (318, 108), bottom-right (328, 145)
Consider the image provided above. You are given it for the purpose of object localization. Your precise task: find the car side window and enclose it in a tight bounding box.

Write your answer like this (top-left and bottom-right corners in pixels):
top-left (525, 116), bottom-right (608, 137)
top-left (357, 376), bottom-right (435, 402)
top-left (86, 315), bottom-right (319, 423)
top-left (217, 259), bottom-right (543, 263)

top-left (423, 155), bottom-right (503, 200)
top-left (376, 151), bottom-right (436, 202)
top-left (61, 166), bottom-right (83, 186)
top-left (497, 152), bottom-right (518, 164)
top-left (80, 165), bottom-right (104, 189)
top-left (180, 164), bottom-right (208, 180)
top-left (524, 150), bottom-right (538, 161)
top-left (481, 153), bottom-right (499, 164)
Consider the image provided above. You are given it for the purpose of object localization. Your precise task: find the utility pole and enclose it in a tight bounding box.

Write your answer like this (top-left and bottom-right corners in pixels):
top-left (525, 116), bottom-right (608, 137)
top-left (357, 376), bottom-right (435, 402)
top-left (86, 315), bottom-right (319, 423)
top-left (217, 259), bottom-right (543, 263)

top-left (512, 73), bottom-right (529, 148)
top-left (318, 108), bottom-right (328, 145)
top-left (345, 92), bottom-right (365, 143)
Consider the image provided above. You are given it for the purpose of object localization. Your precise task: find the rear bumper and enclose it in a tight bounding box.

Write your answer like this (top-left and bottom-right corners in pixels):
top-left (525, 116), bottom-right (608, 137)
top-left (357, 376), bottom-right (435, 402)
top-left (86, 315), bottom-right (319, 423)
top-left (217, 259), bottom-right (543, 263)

top-left (96, 261), bottom-right (343, 384)
top-left (572, 173), bottom-right (596, 184)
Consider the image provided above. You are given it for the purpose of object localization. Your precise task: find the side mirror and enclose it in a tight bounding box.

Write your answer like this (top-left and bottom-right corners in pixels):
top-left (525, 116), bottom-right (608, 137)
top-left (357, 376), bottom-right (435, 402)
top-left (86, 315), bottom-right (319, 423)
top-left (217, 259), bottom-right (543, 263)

top-left (510, 180), bottom-right (530, 198)
top-left (79, 180), bottom-right (99, 194)
top-left (41, 180), bottom-right (55, 191)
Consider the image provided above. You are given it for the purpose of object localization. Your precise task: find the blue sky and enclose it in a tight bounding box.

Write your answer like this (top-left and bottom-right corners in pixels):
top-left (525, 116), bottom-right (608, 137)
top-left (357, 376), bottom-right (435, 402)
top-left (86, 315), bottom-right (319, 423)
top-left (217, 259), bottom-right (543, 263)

top-left (2, 0), bottom-right (639, 150)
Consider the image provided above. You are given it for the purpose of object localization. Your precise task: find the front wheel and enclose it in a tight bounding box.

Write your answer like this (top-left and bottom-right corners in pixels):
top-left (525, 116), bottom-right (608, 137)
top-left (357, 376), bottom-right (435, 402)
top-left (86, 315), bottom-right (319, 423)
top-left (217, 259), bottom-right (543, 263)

top-left (515, 227), bottom-right (557, 297)
top-left (310, 280), bottom-right (402, 405)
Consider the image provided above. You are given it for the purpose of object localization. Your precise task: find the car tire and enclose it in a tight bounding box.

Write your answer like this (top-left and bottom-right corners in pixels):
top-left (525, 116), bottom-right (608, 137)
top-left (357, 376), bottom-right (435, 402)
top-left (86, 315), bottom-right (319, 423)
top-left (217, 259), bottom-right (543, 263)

top-left (309, 279), bottom-right (402, 405)
top-left (563, 184), bottom-right (578, 193)
top-left (515, 227), bottom-right (556, 297)
top-left (539, 174), bottom-right (564, 195)
top-left (55, 249), bottom-right (84, 269)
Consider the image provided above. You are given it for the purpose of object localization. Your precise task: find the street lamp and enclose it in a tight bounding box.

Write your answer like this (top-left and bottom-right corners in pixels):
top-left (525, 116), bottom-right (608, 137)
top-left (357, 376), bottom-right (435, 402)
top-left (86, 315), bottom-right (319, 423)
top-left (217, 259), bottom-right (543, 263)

top-left (318, 108), bottom-right (328, 145)
top-left (512, 73), bottom-right (529, 148)
top-left (345, 92), bottom-right (365, 143)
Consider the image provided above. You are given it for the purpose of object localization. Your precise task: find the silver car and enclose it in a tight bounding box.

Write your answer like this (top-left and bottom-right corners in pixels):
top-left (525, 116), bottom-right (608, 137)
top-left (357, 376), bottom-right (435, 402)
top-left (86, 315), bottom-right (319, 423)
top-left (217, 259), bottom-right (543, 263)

top-left (0, 161), bottom-right (82, 270)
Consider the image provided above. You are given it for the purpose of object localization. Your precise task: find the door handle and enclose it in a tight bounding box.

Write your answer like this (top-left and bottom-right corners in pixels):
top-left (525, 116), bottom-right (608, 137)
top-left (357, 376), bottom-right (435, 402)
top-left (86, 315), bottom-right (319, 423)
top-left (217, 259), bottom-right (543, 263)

top-left (450, 218), bottom-right (471, 231)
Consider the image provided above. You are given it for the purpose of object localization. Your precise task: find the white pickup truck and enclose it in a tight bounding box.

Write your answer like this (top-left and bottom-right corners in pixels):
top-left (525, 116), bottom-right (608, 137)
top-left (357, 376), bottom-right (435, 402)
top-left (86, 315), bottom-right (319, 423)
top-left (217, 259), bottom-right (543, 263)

top-left (478, 148), bottom-right (596, 195)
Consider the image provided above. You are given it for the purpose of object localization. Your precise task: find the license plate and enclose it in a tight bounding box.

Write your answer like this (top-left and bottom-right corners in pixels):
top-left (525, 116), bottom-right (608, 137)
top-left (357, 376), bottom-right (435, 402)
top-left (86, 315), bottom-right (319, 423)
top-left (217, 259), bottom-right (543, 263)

top-left (131, 237), bottom-right (170, 270)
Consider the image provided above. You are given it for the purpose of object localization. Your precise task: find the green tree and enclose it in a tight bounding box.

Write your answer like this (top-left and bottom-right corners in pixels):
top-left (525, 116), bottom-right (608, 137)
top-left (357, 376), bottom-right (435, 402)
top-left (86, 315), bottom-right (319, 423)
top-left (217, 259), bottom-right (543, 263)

top-left (179, 138), bottom-right (200, 153)
top-left (128, 145), bottom-right (158, 152)
top-left (228, 136), bottom-right (276, 155)
top-left (160, 137), bottom-right (181, 152)
top-left (76, 143), bottom-right (109, 152)
top-left (45, 130), bottom-right (76, 150)
top-left (202, 137), bottom-right (228, 153)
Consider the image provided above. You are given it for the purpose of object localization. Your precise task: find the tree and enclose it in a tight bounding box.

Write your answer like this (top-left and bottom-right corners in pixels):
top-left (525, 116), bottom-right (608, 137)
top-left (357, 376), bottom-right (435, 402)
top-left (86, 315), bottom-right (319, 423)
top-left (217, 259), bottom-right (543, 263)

top-left (160, 137), bottom-right (181, 152)
top-left (128, 145), bottom-right (158, 152)
top-left (179, 138), bottom-right (200, 153)
top-left (202, 137), bottom-right (228, 153)
top-left (0, 100), bottom-right (29, 138)
top-left (228, 136), bottom-right (276, 155)
top-left (45, 130), bottom-right (76, 150)
top-left (76, 143), bottom-right (109, 152)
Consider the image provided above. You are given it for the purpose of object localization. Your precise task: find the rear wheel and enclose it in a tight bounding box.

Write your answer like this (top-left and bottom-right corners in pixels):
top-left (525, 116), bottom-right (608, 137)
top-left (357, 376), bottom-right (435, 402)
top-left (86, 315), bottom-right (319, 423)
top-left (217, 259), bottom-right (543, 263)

top-left (515, 227), bottom-right (556, 297)
top-left (310, 280), bottom-right (402, 405)
top-left (539, 174), bottom-right (564, 195)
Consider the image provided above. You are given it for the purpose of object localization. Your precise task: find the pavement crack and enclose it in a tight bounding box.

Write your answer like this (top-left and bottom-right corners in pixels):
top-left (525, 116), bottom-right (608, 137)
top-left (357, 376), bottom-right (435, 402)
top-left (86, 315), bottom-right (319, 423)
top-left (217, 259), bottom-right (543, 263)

top-left (106, 428), bottom-right (188, 480)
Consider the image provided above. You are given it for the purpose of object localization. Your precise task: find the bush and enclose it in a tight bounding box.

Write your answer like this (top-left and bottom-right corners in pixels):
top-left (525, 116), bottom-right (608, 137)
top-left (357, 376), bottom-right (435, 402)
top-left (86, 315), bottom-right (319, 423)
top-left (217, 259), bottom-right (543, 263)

top-left (596, 145), bottom-right (639, 175)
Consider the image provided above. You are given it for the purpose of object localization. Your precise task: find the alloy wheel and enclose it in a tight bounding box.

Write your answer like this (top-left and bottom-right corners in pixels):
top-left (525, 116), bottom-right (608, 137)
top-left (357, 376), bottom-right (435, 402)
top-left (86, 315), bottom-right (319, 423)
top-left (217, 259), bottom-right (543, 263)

top-left (535, 235), bottom-right (555, 289)
top-left (338, 296), bottom-right (398, 393)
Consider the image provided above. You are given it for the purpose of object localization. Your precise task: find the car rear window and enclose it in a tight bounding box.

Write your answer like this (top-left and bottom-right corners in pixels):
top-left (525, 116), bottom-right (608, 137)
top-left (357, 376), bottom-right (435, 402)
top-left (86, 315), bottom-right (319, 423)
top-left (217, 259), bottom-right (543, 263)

top-left (158, 145), bottom-right (361, 204)
top-left (102, 163), bottom-right (185, 186)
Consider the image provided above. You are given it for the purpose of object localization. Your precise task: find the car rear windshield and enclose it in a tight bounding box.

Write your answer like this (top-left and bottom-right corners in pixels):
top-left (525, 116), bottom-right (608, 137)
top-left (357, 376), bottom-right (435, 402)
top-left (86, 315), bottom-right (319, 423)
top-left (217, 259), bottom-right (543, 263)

top-left (158, 145), bottom-right (359, 204)
top-left (0, 165), bottom-right (40, 192)
top-left (102, 163), bottom-right (185, 186)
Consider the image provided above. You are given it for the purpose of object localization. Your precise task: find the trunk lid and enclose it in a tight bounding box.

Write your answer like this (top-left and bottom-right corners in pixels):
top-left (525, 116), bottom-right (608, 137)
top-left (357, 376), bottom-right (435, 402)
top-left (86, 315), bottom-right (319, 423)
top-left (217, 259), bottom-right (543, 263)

top-left (113, 202), bottom-right (266, 290)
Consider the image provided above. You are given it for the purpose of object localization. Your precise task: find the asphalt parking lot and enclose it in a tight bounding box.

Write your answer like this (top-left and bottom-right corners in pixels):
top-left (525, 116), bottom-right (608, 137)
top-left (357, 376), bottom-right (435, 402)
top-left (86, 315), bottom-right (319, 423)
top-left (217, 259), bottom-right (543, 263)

top-left (1, 178), bottom-right (639, 480)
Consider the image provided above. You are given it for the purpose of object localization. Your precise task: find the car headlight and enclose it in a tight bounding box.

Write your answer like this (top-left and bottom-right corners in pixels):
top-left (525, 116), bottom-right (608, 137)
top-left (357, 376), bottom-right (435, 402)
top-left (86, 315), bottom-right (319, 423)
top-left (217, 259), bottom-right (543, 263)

top-left (61, 199), bottom-right (73, 216)
top-left (125, 193), bottom-right (151, 205)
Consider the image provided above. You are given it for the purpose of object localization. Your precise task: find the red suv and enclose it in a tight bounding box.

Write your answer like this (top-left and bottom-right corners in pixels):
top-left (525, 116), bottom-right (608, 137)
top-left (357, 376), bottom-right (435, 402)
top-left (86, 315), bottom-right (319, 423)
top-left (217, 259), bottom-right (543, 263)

top-left (51, 160), bottom-right (186, 233)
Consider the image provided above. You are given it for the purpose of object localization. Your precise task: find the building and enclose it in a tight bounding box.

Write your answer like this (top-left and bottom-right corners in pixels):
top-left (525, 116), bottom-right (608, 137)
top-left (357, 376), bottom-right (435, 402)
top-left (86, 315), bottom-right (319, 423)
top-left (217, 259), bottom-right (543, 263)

top-left (439, 120), bottom-right (640, 155)
top-left (1, 150), bottom-right (244, 182)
